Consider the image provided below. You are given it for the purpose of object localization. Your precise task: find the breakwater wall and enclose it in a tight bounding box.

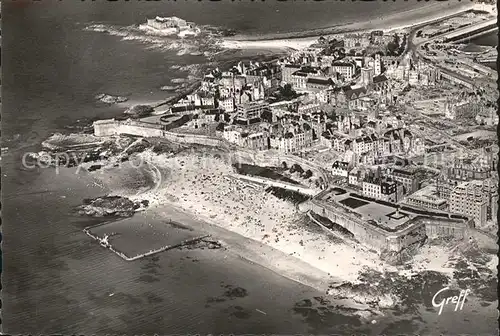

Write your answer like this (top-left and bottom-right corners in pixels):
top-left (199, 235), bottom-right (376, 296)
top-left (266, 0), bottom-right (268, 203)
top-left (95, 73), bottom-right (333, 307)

top-left (230, 173), bottom-right (318, 196)
top-left (153, 81), bottom-right (202, 109)
top-left (84, 226), bottom-right (211, 261)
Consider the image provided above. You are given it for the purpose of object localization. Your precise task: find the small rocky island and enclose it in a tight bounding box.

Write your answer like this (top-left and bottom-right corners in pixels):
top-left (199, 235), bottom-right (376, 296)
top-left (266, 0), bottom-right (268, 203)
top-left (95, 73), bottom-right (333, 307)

top-left (95, 93), bottom-right (128, 104)
top-left (76, 196), bottom-right (149, 217)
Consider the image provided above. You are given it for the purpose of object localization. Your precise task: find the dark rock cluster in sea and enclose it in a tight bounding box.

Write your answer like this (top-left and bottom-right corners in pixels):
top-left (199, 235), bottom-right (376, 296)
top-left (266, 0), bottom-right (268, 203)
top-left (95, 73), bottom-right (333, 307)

top-left (95, 93), bottom-right (128, 104)
top-left (76, 195), bottom-right (149, 217)
top-left (31, 134), bottom-right (152, 171)
top-left (291, 296), bottom-right (364, 334)
top-left (178, 238), bottom-right (224, 250)
top-left (327, 237), bottom-right (497, 315)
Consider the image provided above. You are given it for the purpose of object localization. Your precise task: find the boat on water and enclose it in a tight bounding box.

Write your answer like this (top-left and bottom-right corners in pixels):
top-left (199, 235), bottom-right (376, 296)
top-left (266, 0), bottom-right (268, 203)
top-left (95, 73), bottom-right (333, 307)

top-left (139, 16), bottom-right (201, 38)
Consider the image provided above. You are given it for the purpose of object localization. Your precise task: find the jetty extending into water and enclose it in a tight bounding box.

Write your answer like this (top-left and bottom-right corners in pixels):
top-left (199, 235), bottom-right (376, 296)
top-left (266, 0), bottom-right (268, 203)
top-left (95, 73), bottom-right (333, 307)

top-left (84, 225), bottom-right (211, 261)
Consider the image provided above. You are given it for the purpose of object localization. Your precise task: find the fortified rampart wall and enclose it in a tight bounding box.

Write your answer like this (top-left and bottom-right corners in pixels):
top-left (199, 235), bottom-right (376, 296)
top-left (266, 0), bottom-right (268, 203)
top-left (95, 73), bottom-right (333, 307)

top-left (300, 198), bottom-right (466, 253)
top-left (422, 217), bottom-right (471, 238)
top-left (93, 119), bottom-right (225, 146)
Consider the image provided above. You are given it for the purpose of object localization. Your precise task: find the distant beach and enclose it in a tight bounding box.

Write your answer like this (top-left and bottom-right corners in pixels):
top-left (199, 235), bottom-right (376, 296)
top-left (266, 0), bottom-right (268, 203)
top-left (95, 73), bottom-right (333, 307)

top-left (221, 1), bottom-right (475, 51)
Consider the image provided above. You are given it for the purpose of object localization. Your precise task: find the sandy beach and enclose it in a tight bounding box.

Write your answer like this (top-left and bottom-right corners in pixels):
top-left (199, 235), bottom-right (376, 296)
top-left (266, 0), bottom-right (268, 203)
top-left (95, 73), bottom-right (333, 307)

top-left (97, 150), bottom-right (495, 290)
top-left (88, 149), bottom-right (381, 288)
top-left (81, 146), bottom-right (498, 328)
top-left (221, 37), bottom-right (319, 52)
top-left (221, 2), bottom-right (475, 51)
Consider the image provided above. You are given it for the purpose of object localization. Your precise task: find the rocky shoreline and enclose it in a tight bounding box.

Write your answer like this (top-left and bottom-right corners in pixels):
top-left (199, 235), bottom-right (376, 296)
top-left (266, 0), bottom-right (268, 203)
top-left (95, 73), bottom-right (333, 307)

top-left (76, 195), bottom-right (149, 217)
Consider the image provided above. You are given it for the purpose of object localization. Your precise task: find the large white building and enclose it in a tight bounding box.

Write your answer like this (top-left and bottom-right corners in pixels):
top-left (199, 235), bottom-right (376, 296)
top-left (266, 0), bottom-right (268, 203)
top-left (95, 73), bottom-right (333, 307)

top-left (449, 181), bottom-right (488, 226)
top-left (235, 100), bottom-right (269, 123)
top-left (362, 177), bottom-right (404, 203)
top-left (222, 126), bottom-right (268, 150)
top-left (404, 185), bottom-right (448, 211)
top-left (331, 161), bottom-right (351, 178)
top-left (332, 62), bottom-right (356, 81)
top-left (271, 128), bottom-right (313, 154)
top-left (344, 34), bottom-right (370, 49)
top-left (218, 97), bottom-right (235, 112)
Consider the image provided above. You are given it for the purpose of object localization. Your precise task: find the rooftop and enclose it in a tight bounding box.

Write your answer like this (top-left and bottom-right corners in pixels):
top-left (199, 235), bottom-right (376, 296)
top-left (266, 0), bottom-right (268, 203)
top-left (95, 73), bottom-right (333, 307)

top-left (307, 77), bottom-right (334, 85)
top-left (405, 185), bottom-right (447, 206)
top-left (373, 74), bottom-right (388, 84)
top-left (316, 189), bottom-right (413, 230)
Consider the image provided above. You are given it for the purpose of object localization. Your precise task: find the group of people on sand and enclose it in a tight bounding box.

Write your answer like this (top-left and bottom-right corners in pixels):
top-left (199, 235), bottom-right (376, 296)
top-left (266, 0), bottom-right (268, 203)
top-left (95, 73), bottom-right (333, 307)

top-left (159, 154), bottom-right (303, 243)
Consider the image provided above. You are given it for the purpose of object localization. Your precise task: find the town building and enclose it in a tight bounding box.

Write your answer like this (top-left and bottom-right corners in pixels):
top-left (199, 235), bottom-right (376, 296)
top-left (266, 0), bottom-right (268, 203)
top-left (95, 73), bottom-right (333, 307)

top-left (270, 126), bottom-right (313, 154)
top-left (291, 71), bottom-right (309, 89)
top-left (145, 16), bottom-right (197, 33)
top-left (235, 100), bottom-right (269, 124)
top-left (370, 74), bottom-right (390, 94)
top-left (348, 167), bottom-right (365, 187)
top-left (222, 125), bottom-right (269, 150)
top-left (404, 185), bottom-right (448, 210)
top-left (362, 176), bottom-right (404, 203)
top-left (449, 181), bottom-right (488, 226)
top-left (374, 54), bottom-right (382, 76)
top-left (447, 160), bottom-right (491, 184)
top-left (306, 77), bottom-right (334, 92)
top-left (332, 61), bottom-right (356, 81)
top-left (361, 67), bottom-right (375, 86)
top-left (218, 97), bottom-right (235, 112)
top-left (331, 161), bottom-right (351, 178)
top-left (220, 73), bottom-right (247, 97)
top-left (344, 33), bottom-right (370, 49)
top-left (297, 103), bottom-right (322, 115)
top-left (444, 98), bottom-right (482, 120)
top-left (386, 167), bottom-right (419, 195)
top-left (281, 64), bottom-right (302, 84)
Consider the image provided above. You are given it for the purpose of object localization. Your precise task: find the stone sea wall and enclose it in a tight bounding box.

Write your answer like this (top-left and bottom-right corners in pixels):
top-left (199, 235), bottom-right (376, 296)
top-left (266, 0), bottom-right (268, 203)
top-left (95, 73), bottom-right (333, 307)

top-left (93, 118), bottom-right (330, 181)
top-left (300, 197), bottom-right (469, 253)
top-left (94, 118), bottom-right (225, 146)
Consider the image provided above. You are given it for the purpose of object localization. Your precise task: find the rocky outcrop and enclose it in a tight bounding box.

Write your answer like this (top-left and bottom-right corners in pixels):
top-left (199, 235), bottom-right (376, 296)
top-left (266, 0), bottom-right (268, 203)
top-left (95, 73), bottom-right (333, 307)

top-left (95, 93), bottom-right (128, 104)
top-left (124, 105), bottom-right (154, 118)
top-left (76, 196), bottom-right (149, 217)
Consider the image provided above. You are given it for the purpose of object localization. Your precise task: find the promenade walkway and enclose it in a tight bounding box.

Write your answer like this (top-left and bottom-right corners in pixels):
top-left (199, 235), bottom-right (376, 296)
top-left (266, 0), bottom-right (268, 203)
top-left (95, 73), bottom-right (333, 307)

top-left (231, 173), bottom-right (319, 197)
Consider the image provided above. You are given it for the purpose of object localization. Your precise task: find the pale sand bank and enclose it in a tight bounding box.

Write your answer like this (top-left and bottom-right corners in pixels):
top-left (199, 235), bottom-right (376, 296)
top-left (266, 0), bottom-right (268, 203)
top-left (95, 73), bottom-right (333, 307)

top-left (221, 2), bottom-right (475, 51)
top-left (221, 37), bottom-right (318, 51)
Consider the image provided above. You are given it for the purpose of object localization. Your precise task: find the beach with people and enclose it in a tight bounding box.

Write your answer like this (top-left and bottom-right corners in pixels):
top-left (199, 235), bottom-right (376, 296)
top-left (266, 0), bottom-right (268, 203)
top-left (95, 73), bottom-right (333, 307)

top-left (83, 147), bottom-right (497, 307)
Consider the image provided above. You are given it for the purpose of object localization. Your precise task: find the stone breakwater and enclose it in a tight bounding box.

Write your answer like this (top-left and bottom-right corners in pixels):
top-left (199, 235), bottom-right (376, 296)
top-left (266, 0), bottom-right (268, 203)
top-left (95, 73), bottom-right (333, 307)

top-left (83, 225), bottom-right (211, 261)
